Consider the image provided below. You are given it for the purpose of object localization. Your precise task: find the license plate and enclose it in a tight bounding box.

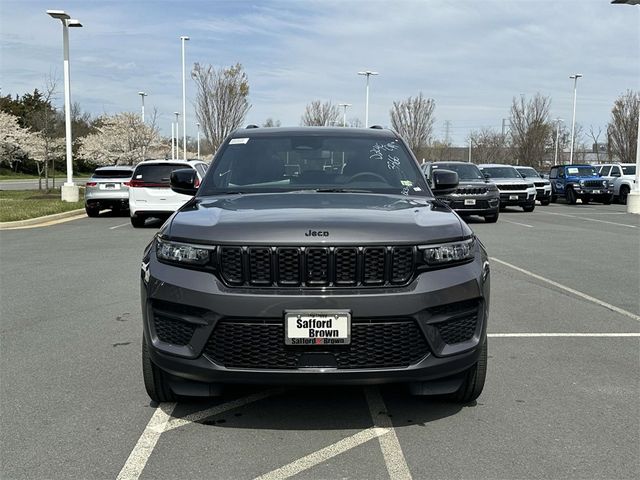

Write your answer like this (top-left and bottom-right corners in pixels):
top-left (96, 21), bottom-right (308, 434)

top-left (592, 190), bottom-right (600, 194)
top-left (509, 195), bottom-right (518, 200)
top-left (285, 311), bottom-right (351, 345)
top-left (464, 199), bottom-right (476, 206)
top-left (101, 183), bottom-right (118, 190)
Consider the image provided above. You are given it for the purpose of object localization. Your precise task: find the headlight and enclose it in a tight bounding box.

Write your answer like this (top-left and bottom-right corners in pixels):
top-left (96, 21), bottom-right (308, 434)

top-left (420, 237), bottom-right (475, 266)
top-left (527, 183), bottom-right (534, 189)
top-left (156, 237), bottom-right (212, 265)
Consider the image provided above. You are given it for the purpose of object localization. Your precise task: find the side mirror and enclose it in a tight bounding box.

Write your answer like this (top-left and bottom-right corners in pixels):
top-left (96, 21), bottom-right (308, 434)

top-left (483, 173), bottom-right (491, 179)
top-left (170, 168), bottom-right (199, 196)
top-left (431, 169), bottom-right (459, 194)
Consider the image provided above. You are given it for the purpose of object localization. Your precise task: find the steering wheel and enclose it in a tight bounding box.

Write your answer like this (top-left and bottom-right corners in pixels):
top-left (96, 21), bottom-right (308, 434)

top-left (347, 172), bottom-right (388, 184)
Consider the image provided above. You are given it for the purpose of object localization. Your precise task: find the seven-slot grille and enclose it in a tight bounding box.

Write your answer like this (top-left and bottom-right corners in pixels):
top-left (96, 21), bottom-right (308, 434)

top-left (584, 180), bottom-right (605, 188)
top-left (495, 184), bottom-right (527, 191)
top-left (219, 246), bottom-right (415, 288)
top-left (456, 186), bottom-right (488, 195)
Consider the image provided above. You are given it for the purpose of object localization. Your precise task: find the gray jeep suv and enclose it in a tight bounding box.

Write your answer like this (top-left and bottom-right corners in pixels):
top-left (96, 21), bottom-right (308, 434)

top-left (140, 127), bottom-right (490, 404)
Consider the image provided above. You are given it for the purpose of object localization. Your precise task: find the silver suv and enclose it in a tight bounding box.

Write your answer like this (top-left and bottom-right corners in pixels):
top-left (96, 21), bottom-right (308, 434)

top-left (84, 166), bottom-right (134, 217)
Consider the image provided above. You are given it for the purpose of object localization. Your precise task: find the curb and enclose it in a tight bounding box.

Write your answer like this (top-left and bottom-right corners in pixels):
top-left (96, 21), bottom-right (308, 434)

top-left (0, 208), bottom-right (86, 229)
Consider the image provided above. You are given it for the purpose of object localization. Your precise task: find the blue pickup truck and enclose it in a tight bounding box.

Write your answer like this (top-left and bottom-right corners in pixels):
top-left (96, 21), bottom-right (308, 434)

top-left (549, 164), bottom-right (613, 205)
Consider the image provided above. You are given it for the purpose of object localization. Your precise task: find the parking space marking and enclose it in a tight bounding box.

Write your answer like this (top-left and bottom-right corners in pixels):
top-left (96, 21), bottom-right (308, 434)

top-left (117, 390), bottom-right (281, 480)
top-left (491, 257), bottom-right (640, 321)
top-left (365, 387), bottom-right (413, 480)
top-left (489, 333), bottom-right (640, 337)
top-left (109, 222), bottom-right (130, 230)
top-left (165, 389), bottom-right (282, 432)
top-left (116, 402), bottom-right (177, 480)
top-left (254, 427), bottom-right (390, 480)
top-left (539, 210), bottom-right (638, 228)
top-left (502, 219), bottom-right (534, 228)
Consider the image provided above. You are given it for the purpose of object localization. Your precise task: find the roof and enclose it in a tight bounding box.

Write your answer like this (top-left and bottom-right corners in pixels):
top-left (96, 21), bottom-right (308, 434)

top-left (228, 126), bottom-right (397, 139)
top-left (133, 159), bottom-right (206, 166)
top-left (430, 161), bottom-right (479, 165)
top-left (477, 164), bottom-right (519, 168)
top-left (551, 164), bottom-right (593, 168)
top-left (95, 165), bottom-right (134, 171)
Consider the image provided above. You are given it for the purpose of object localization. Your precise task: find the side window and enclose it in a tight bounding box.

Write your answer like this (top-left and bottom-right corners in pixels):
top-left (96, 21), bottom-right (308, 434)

top-left (610, 166), bottom-right (621, 177)
top-left (549, 167), bottom-right (557, 179)
top-left (599, 166), bottom-right (611, 176)
top-left (195, 164), bottom-right (207, 178)
top-left (558, 168), bottom-right (565, 178)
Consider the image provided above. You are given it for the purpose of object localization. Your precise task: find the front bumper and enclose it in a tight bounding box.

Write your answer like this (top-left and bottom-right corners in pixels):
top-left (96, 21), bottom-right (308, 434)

top-left (498, 190), bottom-right (536, 206)
top-left (141, 244), bottom-right (490, 386)
top-left (441, 194), bottom-right (500, 216)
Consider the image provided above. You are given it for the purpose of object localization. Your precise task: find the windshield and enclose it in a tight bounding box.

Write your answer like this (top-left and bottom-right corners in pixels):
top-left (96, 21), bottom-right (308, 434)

top-left (199, 135), bottom-right (429, 196)
top-left (516, 167), bottom-right (540, 178)
top-left (432, 163), bottom-right (484, 180)
top-left (132, 163), bottom-right (188, 185)
top-left (480, 166), bottom-right (522, 179)
top-left (622, 165), bottom-right (637, 175)
top-left (566, 166), bottom-right (598, 177)
top-left (93, 169), bottom-right (133, 179)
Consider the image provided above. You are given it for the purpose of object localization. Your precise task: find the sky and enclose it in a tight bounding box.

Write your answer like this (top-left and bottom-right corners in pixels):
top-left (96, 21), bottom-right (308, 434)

top-left (1, 0), bottom-right (639, 146)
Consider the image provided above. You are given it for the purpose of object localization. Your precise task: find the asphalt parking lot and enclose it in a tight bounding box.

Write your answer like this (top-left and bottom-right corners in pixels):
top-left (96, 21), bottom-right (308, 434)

top-left (1, 202), bottom-right (638, 480)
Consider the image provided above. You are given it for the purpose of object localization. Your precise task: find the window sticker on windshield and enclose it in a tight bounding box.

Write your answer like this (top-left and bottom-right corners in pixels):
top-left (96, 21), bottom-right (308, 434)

top-left (229, 138), bottom-right (249, 145)
top-left (413, 186), bottom-right (422, 192)
top-left (401, 180), bottom-right (413, 186)
top-left (567, 167), bottom-right (579, 174)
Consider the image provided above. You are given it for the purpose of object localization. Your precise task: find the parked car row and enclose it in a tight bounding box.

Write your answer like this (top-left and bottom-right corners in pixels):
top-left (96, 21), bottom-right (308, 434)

top-left (84, 159), bottom-right (209, 227)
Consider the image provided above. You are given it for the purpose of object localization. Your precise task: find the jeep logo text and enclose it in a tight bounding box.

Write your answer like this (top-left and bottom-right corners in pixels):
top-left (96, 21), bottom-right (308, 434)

top-left (305, 230), bottom-right (329, 237)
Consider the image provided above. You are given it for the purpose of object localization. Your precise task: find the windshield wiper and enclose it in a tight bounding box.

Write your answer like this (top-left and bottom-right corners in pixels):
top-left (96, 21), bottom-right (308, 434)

top-left (313, 188), bottom-right (376, 193)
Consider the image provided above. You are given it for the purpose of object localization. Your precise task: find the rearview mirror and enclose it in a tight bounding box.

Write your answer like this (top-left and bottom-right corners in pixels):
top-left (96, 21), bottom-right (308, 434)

top-left (431, 169), bottom-right (459, 195)
top-left (170, 168), bottom-right (198, 196)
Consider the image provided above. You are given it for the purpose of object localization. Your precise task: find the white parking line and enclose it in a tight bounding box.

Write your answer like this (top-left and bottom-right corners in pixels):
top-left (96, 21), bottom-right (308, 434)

top-left (117, 390), bottom-right (280, 480)
top-left (365, 387), bottom-right (413, 480)
top-left (489, 333), bottom-right (640, 337)
top-left (539, 210), bottom-right (637, 228)
top-left (116, 402), bottom-right (177, 480)
top-left (109, 222), bottom-right (131, 230)
top-left (501, 219), bottom-right (534, 228)
top-left (109, 222), bottom-right (130, 230)
top-left (254, 427), bottom-right (390, 480)
top-left (491, 257), bottom-right (640, 321)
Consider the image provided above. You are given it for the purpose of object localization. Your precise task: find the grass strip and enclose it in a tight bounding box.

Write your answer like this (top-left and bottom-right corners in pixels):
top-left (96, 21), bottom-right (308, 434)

top-left (0, 189), bottom-right (84, 222)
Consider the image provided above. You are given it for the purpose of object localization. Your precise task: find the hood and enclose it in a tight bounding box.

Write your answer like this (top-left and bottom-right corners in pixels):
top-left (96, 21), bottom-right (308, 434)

top-left (167, 192), bottom-right (468, 245)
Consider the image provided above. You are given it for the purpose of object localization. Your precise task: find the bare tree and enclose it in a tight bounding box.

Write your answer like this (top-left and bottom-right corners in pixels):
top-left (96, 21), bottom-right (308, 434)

top-left (348, 117), bottom-right (363, 128)
top-left (588, 125), bottom-right (603, 163)
top-left (468, 127), bottom-right (510, 164)
top-left (509, 93), bottom-right (553, 169)
top-left (262, 118), bottom-right (281, 128)
top-left (607, 90), bottom-right (639, 164)
top-left (192, 63), bottom-right (251, 152)
top-left (301, 100), bottom-right (340, 126)
top-left (389, 92), bottom-right (436, 157)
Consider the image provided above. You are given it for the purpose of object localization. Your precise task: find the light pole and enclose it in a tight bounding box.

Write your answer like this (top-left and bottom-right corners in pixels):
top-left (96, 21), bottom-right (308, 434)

top-left (180, 36), bottom-right (190, 160)
top-left (568, 74), bottom-right (582, 165)
top-left (171, 122), bottom-right (175, 160)
top-left (46, 10), bottom-right (82, 202)
top-left (174, 112), bottom-right (180, 160)
top-left (612, 0), bottom-right (640, 214)
top-left (338, 103), bottom-right (351, 127)
top-left (554, 118), bottom-right (564, 164)
top-left (196, 122), bottom-right (201, 159)
top-left (138, 91), bottom-right (147, 122)
top-left (357, 71), bottom-right (378, 127)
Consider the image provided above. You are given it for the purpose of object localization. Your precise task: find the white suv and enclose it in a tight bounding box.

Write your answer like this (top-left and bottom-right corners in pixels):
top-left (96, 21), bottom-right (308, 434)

top-left (596, 163), bottom-right (637, 204)
top-left (127, 159), bottom-right (208, 227)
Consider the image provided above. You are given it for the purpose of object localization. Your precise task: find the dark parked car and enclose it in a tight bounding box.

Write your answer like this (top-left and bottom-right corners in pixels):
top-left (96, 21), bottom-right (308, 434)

top-left (140, 127), bottom-right (489, 404)
top-left (84, 166), bottom-right (134, 216)
top-left (423, 161), bottom-right (500, 222)
top-left (549, 164), bottom-right (613, 205)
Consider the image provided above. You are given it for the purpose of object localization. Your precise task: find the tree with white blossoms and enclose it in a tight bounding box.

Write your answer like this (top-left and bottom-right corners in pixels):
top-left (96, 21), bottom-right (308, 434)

top-left (21, 132), bottom-right (65, 190)
top-left (79, 112), bottom-right (160, 165)
top-left (0, 111), bottom-right (30, 170)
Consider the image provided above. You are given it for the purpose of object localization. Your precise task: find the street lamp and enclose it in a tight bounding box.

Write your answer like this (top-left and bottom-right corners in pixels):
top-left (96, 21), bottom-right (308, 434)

top-left (171, 122), bottom-right (175, 160)
top-left (612, 0), bottom-right (640, 214)
top-left (568, 73), bottom-right (582, 165)
top-left (357, 71), bottom-right (378, 127)
top-left (138, 91), bottom-right (147, 122)
top-left (196, 122), bottom-right (201, 159)
top-left (338, 103), bottom-right (351, 127)
top-left (174, 112), bottom-right (180, 161)
top-left (46, 10), bottom-right (82, 202)
top-left (180, 36), bottom-right (190, 160)
top-left (554, 118), bottom-right (564, 164)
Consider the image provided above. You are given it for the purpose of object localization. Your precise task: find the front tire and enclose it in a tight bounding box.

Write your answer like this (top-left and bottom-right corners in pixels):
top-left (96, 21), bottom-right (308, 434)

top-left (484, 212), bottom-right (499, 223)
top-left (602, 195), bottom-right (612, 205)
top-left (130, 214), bottom-right (146, 228)
top-left (566, 188), bottom-right (577, 205)
top-left (522, 204), bottom-right (535, 212)
top-left (451, 338), bottom-right (487, 404)
top-left (550, 194), bottom-right (557, 203)
top-left (619, 185), bottom-right (630, 205)
top-left (540, 198), bottom-right (550, 206)
top-left (142, 338), bottom-right (176, 402)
